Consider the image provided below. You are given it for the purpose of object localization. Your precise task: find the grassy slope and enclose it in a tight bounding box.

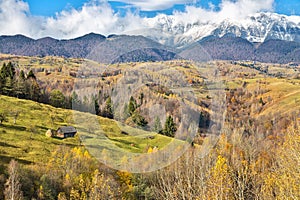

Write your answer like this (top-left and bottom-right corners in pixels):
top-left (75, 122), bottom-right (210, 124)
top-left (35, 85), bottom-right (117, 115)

top-left (0, 95), bottom-right (175, 168)
top-left (0, 96), bottom-right (78, 166)
top-left (227, 77), bottom-right (300, 116)
top-left (219, 61), bottom-right (300, 119)
top-left (251, 78), bottom-right (300, 116)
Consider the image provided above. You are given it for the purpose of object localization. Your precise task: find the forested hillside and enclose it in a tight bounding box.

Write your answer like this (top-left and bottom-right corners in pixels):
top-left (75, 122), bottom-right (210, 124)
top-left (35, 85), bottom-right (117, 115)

top-left (0, 55), bottom-right (299, 199)
top-left (1, 34), bottom-right (300, 64)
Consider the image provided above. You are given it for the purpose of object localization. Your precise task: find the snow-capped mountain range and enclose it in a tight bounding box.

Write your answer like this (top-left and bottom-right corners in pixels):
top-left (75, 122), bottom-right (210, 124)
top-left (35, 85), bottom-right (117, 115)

top-left (1, 12), bottom-right (300, 64)
top-left (134, 12), bottom-right (300, 48)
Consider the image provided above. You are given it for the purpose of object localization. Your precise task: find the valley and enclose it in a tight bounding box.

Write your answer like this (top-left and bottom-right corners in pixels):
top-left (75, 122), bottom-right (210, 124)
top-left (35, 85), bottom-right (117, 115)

top-left (1, 0), bottom-right (300, 198)
top-left (0, 54), bottom-right (299, 199)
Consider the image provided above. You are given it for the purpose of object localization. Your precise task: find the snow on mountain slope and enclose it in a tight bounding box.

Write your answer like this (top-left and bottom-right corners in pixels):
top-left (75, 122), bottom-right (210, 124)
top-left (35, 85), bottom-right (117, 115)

top-left (132, 12), bottom-right (300, 48)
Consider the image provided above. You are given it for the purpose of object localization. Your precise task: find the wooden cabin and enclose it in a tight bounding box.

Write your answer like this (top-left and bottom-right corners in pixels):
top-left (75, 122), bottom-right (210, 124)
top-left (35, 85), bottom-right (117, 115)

top-left (56, 126), bottom-right (77, 139)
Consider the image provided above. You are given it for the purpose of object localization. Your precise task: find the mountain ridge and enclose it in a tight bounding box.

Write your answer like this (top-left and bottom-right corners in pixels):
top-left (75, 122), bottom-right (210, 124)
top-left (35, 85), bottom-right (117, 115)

top-left (0, 33), bottom-right (176, 63)
top-left (140, 12), bottom-right (300, 48)
top-left (178, 35), bottom-right (300, 63)
top-left (1, 32), bottom-right (300, 64)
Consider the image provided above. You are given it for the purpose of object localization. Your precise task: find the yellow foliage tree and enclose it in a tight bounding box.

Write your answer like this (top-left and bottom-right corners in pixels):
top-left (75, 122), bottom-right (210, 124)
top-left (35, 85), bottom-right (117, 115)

top-left (117, 170), bottom-right (133, 198)
top-left (261, 126), bottom-right (300, 199)
top-left (147, 146), bottom-right (153, 153)
top-left (69, 188), bottom-right (80, 200)
top-left (90, 169), bottom-right (116, 199)
top-left (206, 155), bottom-right (233, 199)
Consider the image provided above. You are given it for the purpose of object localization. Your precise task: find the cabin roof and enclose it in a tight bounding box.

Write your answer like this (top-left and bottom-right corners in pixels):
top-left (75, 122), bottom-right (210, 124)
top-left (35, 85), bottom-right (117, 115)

top-left (57, 126), bottom-right (77, 134)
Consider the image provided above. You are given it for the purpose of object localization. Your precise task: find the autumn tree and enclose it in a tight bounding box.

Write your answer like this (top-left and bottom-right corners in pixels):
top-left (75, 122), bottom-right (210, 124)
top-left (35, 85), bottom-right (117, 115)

top-left (37, 175), bottom-right (57, 200)
top-left (25, 71), bottom-right (40, 101)
top-left (206, 155), bottom-right (233, 199)
top-left (57, 192), bottom-right (67, 200)
top-left (260, 126), bottom-right (300, 199)
top-left (147, 148), bottom-right (216, 199)
top-left (89, 169), bottom-right (119, 199)
top-left (4, 160), bottom-right (23, 200)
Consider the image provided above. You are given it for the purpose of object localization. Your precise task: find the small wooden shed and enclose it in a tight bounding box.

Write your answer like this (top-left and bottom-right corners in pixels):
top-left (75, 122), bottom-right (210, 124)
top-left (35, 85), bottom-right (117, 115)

top-left (56, 126), bottom-right (77, 138)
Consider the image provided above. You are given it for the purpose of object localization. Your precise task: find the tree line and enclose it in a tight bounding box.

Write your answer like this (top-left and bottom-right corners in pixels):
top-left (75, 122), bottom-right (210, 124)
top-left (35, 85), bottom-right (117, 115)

top-left (0, 62), bottom-right (178, 137)
top-left (0, 62), bottom-right (40, 101)
top-left (0, 62), bottom-right (78, 110)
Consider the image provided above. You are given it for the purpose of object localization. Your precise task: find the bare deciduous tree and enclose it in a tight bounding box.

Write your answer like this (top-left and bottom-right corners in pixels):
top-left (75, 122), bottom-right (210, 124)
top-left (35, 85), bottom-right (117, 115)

top-left (4, 160), bottom-right (23, 200)
top-left (10, 110), bottom-right (21, 125)
top-left (0, 112), bottom-right (8, 125)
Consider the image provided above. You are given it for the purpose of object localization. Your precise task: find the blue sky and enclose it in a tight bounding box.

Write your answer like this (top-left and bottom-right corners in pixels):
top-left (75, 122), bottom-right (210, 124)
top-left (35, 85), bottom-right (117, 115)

top-left (24, 0), bottom-right (300, 17)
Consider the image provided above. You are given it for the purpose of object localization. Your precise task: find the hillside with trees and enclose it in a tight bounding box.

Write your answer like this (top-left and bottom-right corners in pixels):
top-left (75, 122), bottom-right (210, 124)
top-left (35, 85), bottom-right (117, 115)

top-left (0, 55), bottom-right (299, 199)
top-left (1, 34), bottom-right (300, 64)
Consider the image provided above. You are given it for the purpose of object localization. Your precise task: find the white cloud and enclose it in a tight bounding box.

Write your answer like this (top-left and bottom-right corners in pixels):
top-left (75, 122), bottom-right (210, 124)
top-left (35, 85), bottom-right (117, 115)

top-left (179, 0), bottom-right (274, 23)
top-left (43, 2), bottom-right (119, 38)
top-left (218, 0), bottom-right (274, 21)
top-left (0, 0), bottom-right (276, 39)
top-left (0, 0), bottom-right (41, 37)
top-left (108, 0), bottom-right (195, 11)
top-left (0, 0), bottom-right (146, 39)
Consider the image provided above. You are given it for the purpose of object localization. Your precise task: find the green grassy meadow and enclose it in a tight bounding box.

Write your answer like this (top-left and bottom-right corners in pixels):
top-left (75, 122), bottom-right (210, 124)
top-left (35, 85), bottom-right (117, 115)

top-left (0, 95), bottom-right (178, 170)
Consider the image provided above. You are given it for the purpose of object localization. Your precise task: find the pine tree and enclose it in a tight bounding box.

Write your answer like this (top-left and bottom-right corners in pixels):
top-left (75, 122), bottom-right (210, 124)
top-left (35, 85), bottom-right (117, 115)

top-left (94, 98), bottom-right (100, 115)
top-left (122, 103), bottom-right (130, 120)
top-left (128, 96), bottom-right (137, 116)
top-left (27, 70), bottom-right (36, 80)
top-left (19, 70), bottom-right (25, 80)
top-left (163, 115), bottom-right (177, 137)
top-left (199, 112), bottom-right (208, 128)
top-left (71, 92), bottom-right (81, 111)
top-left (102, 96), bottom-right (113, 119)
top-left (0, 63), bottom-right (6, 81)
top-left (153, 116), bottom-right (162, 133)
top-left (132, 112), bottom-right (148, 127)
top-left (0, 62), bottom-right (15, 80)
top-left (138, 92), bottom-right (144, 106)
top-left (15, 71), bottom-right (26, 98)
top-left (2, 77), bottom-right (14, 96)
top-left (49, 89), bottom-right (65, 108)
top-left (0, 62), bottom-right (16, 96)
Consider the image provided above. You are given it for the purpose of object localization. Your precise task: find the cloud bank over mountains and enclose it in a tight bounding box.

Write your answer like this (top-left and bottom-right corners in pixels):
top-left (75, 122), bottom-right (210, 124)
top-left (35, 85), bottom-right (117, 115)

top-left (0, 0), bottom-right (285, 39)
top-left (108, 0), bottom-right (196, 11)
